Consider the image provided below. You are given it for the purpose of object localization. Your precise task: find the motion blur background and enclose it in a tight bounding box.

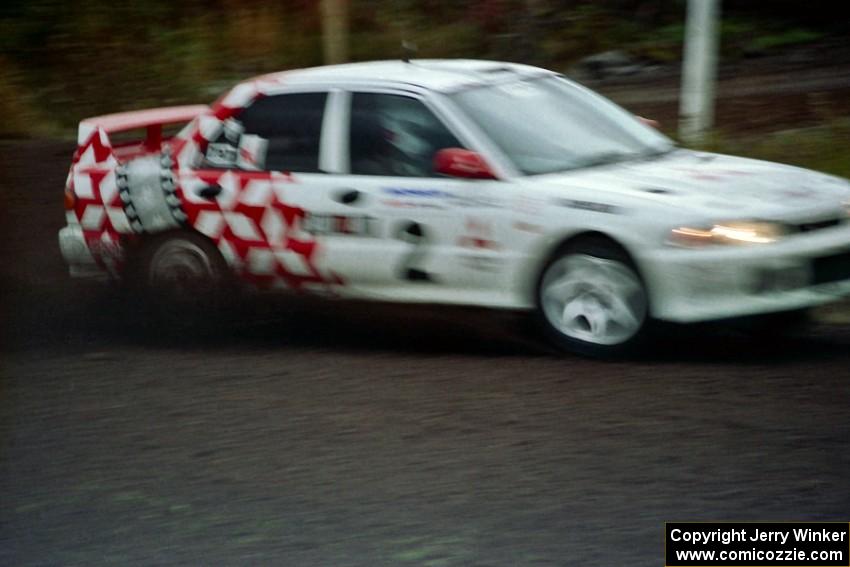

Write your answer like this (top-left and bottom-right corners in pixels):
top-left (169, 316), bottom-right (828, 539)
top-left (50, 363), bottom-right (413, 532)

top-left (0, 1), bottom-right (847, 144)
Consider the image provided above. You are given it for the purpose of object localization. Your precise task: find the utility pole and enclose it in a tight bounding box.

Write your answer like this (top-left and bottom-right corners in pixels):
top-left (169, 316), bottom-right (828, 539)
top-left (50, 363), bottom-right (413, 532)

top-left (320, 0), bottom-right (349, 65)
top-left (679, 0), bottom-right (721, 144)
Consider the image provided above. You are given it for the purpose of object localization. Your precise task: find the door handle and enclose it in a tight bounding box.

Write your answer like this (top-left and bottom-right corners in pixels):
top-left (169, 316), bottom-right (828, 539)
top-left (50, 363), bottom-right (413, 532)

top-left (333, 188), bottom-right (363, 205)
top-left (196, 183), bottom-right (222, 200)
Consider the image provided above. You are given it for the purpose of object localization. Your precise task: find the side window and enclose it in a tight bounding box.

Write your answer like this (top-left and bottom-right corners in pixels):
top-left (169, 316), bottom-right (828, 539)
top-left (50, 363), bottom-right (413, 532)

top-left (349, 93), bottom-right (464, 177)
top-left (203, 92), bottom-right (327, 173)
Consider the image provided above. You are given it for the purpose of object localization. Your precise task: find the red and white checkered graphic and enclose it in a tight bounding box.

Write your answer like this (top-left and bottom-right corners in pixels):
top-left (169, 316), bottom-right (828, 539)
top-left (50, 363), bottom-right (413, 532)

top-left (178, 170), bottom-right (343, 292)
top-left (171, 77), bottom-right (283, 170)
top-left (70, 125), bottom-right (131, 273)
top-left (67, 72), bottom-right (340, 291)
top-left (165, 74), bottom-right (342, 292)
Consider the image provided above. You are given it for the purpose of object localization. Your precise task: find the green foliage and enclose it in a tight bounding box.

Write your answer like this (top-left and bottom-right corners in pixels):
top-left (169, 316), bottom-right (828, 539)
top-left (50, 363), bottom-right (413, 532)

top-left (0, 0), bottom-right (842, 136)
top-left (721, 18), bottom-right (825, 57)
top-left (412, 21), bottom-right (486, 59)
top-left (0, 57), bottom-right (52, 137)
top-left (693, 119), bottom-right (850, 180)
top-left (746, 28), bottom-right (825, 52)
top-left (632, 22), bottom-right (684, 62)
top-left (628, 16), bottom-right (828, 65)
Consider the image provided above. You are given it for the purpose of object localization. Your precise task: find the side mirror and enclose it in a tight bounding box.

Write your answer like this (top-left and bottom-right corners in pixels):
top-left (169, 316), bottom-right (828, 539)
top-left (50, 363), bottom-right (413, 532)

top-left (434, 148), bottom-right (497, 180)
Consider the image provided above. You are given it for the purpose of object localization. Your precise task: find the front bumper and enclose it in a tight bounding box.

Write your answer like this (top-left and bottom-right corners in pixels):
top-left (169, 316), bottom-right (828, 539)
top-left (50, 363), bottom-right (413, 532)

top-left (640, 224), bottom-right (850, 323)
top-left (58, 224), bottom-right (107, 279)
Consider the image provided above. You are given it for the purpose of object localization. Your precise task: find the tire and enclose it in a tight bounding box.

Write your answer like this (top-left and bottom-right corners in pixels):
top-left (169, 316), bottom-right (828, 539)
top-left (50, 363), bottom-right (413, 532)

top-left (535, 238), bottom-right (649, 358)
top-left (131, 230), bottom-right (232, 318)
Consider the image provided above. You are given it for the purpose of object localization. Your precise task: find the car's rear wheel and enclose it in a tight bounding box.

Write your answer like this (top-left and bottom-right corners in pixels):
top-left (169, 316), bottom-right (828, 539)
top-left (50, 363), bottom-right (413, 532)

top-left (536, 239), bottom-right (649, 357)
top-left (134, 231), bottom-right (231, 315)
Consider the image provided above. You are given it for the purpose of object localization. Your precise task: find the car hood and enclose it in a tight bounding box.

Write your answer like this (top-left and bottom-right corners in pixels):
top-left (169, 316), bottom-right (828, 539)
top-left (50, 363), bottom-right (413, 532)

top-left (531, 149), bottom-right (850, 221)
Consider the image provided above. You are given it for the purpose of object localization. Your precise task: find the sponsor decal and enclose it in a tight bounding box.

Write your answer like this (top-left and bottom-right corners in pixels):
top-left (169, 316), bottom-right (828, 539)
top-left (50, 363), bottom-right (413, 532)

top-left (302, 213), bottom-right (380, 237)
top-left (512, 220), bottom-right (544, 234)
top-left (671, 167), bottom-right (753, 181)
top-left (382, 188), bottom-right (452, 198)
top-left (380, 188), bottom-right (453, 209)
top-left (205, 143), bottom-right (238, 167)
top-left (459, 253), bottom-right (503, 272)
top-left (780, 188), bottom-right (818, 199)
top-left (381, 199), bottom-right (446, 210)
top-left (379, 187), bottom-right (503, 209)
top-left (457, 217), bottom-right (500, 250)
top-left (448, 193), bottom-right (503, 209)
top-left (457, 236), bottom-right (500, 250)
top-left (457, 217), bottom-right (503, 272)
top-left (516, 194), bottom-right (547, 214)
top-left (556, 198), bottom-right (623, 214)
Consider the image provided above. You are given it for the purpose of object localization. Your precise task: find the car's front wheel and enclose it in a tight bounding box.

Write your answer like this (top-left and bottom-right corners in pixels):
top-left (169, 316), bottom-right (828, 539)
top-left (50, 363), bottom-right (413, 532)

top-left (536, 239), bottom-right (649, 357)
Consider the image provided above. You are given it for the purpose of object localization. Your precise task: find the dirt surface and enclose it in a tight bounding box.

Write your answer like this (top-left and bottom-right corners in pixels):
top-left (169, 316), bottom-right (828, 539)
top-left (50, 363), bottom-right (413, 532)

top-left (3, 81), bottom-right (850, 566)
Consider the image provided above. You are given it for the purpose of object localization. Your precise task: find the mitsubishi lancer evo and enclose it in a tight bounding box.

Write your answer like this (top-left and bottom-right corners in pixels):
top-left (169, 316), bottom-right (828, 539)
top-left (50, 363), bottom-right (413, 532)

top-left (58, 60), bottom-right (850, 356)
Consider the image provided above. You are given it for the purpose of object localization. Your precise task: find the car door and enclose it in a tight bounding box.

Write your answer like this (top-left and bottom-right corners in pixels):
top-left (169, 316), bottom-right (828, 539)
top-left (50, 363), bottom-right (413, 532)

top-left (180, 90), bottom-right (388, 294)
top-left (321, 89), bottom-right (511, 302)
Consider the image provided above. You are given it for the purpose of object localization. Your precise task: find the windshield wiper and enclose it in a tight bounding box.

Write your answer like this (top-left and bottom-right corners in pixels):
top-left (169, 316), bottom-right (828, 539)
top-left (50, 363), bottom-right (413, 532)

top-left (537, 147), bottom-right (676, 175)
top-left (638, 146), bottom-right (676, 160)
top-left (576, 147), bottom-right (676, 170)
top-left (575, 151), bottom-right (633, 169)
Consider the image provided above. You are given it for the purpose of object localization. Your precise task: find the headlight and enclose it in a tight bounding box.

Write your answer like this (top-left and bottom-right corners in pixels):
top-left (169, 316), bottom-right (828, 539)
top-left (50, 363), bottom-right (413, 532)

top-left (669, 221), bottom-right (787, 247)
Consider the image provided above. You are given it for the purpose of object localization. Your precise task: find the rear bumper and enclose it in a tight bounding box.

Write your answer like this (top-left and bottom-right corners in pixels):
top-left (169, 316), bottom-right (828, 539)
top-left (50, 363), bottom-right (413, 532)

top-left (58, 225), bottom-right (108, 279)
top-left (641, 224), bottom-right (850, 323)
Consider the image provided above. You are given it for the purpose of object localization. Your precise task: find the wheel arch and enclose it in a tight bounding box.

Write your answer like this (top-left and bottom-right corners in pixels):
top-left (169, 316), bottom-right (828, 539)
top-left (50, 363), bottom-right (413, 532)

top-left (524, 230), bottom-right (649, 308)
top-left (123, 227), bottom-right (228, 282)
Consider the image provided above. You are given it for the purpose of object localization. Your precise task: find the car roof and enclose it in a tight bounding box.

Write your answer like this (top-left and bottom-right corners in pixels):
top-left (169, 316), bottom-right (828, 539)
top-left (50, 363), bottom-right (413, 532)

top-left (252, 59), bottom-right (556, 92)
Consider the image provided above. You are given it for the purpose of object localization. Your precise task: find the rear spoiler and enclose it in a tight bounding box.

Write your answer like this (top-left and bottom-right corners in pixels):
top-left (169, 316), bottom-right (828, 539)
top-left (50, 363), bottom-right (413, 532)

top-left (78, 104), bottom-right (209, 151)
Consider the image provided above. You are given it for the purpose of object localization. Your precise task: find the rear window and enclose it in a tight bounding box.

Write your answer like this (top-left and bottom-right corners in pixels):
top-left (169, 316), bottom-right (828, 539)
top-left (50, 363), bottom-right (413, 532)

top-left (203, 92), bottom-right (328, 172)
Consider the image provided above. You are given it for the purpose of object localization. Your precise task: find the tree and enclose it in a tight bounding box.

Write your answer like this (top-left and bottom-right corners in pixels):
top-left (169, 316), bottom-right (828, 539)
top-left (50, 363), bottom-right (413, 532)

top-left (321, 0), bottom-right (349, 64)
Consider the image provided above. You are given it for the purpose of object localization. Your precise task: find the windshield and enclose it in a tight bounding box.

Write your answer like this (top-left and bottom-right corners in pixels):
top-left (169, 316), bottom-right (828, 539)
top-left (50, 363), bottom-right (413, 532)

top-left (449, 76), bottom-right (674, 176)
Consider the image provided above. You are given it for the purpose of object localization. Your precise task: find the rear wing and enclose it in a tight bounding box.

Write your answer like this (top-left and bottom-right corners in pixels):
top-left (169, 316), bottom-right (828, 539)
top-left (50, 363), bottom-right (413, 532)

top-left (78, 104), bottom-right (208, 154)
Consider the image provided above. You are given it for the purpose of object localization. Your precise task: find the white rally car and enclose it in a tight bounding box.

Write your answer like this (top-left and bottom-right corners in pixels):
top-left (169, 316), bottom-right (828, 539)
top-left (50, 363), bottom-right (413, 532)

top-left (59, 59), bottom-right (850, 356)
